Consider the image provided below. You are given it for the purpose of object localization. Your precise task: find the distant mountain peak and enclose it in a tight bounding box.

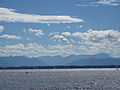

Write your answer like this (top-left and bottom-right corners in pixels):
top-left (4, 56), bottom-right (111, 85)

top-left (0, 53), bottom-right (118, 67)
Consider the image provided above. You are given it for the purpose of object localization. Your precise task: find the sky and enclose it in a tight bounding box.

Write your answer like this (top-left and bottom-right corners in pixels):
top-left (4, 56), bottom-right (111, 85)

top-left (0, 0), bottom-right (120, 58)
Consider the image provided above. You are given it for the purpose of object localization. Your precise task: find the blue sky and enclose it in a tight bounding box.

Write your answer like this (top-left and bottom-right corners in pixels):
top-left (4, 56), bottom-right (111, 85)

top-left (0, 0), bottom-right (120, 57)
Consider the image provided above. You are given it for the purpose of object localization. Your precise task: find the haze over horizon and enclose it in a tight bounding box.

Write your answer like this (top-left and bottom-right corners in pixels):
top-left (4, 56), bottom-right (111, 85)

top-left (0, 0), bottom-right (120, 58)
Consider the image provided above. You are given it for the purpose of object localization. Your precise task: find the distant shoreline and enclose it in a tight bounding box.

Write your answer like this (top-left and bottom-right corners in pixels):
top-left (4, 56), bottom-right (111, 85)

top-left (0, 65), bottom-right (120, 70)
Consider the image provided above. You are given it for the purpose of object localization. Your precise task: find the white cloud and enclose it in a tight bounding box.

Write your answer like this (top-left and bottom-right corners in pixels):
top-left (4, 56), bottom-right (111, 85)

top-left (50, 32), bottom-right (73, 43)
top-left (6, 44), bottom-right (25, 49)
top-left (49, 29), bottom-right (120, 57)
top-left (0, 7), bottom-right (84, 23)
top-left (72, 29), bottom-right (120, 57)
top-left (62, 32), bottom-right (71, 36)
top-left (0, 30), bottom-right (120, 57)
top-left (28, 28), bottom-right (44, 36)
top-left (52, 34), bottom-right (69, 43)
top-left (75, 0), bottom-right (120, 7)
top-left (0, 43), bottom-right (78, 57)
top-left (0, 34), bottom-right (22, 39)
top-left (95, 0), bottom-right (120, 6)
top-left (72, 32), bottom-right (82, 37)
top-left (0, 25), bottom-right (4, 33)
top-left (72, 29), bottom-right (120, 42)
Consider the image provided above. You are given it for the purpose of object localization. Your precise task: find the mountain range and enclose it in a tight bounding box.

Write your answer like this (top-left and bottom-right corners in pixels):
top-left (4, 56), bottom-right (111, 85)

top-left (0, 53), bottom-right (120, 67)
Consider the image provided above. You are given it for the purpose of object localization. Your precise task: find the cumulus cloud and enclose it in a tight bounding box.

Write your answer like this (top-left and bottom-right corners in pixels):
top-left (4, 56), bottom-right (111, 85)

top-left (72, 29), bottom-right (120, 57)
top-left (0, 7), bottom-right (84, 23)
top-left (0, 30), bottom-right (120, 57)
top-left (0, 25), bottom-right (4, 33)
top-left (72, 29), bottom-right (120, 43)
top-left (28, 28), bottom-right (44, 36)
top-left (52, 34), bottom-right (69, 43)
top-left (0, 43), bottom-right (77, 57)
top-left (0, 43), bottom-right (44, 57)
top-left (0, 34), bottom-right (22, 39)
top-left (50, 32), bottom-right (74, 43)
top-left (62, 32), bottom-right (71, 36)
top-left (49, 29), bottom-right (120, 57)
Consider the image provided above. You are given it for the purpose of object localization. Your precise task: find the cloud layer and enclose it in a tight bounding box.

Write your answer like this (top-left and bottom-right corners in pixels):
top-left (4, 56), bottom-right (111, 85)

top-left (49, 29), bottom-right (120, 57)
top-left (72, 29), bottom-right (120, 42)
top-left (0, 34), bottom-right (22, 39)
top-left (0, 30), bottom-right (120, 57)
top-left (0, 43), bottom-right (77, 57)
top-left (0, 7), bottom-right (84, 23)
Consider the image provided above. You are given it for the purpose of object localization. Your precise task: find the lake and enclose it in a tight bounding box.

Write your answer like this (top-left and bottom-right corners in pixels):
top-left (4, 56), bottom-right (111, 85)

top-left (0, 69), bottom-right (120, 90)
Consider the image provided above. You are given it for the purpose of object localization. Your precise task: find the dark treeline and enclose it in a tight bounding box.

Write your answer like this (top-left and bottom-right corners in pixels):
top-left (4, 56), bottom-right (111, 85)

top-left (0, 65), bottom-right (120, 69)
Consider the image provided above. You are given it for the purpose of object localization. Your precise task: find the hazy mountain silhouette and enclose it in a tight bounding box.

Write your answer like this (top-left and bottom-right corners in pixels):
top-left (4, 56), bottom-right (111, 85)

top-left (0, 53), bottom-right (120, 67)
top-left (38, 53), bottom-right (111, 65)
top-left (68, 58), bottom-right (120, 66)
top-left (0, 56), bottom-right (47, 67)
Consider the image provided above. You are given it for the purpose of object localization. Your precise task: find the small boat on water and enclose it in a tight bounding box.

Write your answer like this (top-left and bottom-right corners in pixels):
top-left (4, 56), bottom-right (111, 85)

top-left (116, 65), bottom-right (119, 71)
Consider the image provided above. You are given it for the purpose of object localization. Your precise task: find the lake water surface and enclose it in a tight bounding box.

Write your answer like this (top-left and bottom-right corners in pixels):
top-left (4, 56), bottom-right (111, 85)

top-left (0, 69), bottom-right (120, 90)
